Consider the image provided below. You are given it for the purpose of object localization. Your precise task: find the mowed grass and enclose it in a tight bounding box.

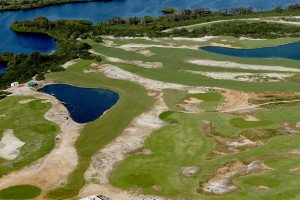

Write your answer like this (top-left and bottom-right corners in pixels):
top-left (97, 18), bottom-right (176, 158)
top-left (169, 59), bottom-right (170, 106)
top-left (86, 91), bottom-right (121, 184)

top-left (0, 185), bottom-right (41, 199)
top-left (110, 89), bottom-right (300, 200)
top-left (88, 38), bottom-right (300, 93)
top-left (0, 96), bottom-right (59, 176)
top-left (43, 59), bottom-right (154, 199)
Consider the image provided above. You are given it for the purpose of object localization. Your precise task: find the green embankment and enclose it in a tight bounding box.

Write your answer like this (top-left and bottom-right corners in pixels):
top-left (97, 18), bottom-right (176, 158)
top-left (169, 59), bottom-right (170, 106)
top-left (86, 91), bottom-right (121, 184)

top-left (0, 96), bottom-right (59, 176)
top-left (43, 59), bottom-right (153, 199)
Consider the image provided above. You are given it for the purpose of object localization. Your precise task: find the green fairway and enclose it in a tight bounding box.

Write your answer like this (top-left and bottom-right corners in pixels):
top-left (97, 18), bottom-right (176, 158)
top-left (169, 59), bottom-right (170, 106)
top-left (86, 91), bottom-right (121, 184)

top-left (0, 96), bottom-right (59, 176)
top-left (0, 185), bottom-right (41, 199)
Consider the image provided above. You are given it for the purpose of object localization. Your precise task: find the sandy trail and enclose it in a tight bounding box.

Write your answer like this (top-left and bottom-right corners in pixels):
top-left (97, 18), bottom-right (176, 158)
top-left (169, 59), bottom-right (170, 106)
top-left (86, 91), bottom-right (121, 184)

top-left (188, 59), bottom-right (300, 72)
top-left (0, 84), bottom-right (82, 198)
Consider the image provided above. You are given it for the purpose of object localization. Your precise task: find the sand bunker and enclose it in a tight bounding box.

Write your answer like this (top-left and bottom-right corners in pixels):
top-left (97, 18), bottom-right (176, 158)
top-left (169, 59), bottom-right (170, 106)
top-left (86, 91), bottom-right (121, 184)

top-left (18, 98), bottom-right (36, 104)
top-left (0, 129), bottom-right (25, 160)
top-left (201, 160), bottom-right (270, 194)
top-left (181, 166), bottom-right (199, 177)
top-left (61, 59), bottom-right (78, 69)
top-left (185, 70), bottom-right (291, 82)
top-left (188, 59), bottom-right (300, 72)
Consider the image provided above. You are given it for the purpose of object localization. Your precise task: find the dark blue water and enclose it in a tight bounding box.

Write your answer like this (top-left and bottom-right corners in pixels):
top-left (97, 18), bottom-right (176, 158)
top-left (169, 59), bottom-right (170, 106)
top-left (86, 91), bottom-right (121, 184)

top-left (1, 0), bottom-right (300, 54)
top-left (201, 42), bottom-right (300, 60)
top-left (38, 84), bottom-right (119, 123)
top-left (0, 63), bottom-right (6, 74)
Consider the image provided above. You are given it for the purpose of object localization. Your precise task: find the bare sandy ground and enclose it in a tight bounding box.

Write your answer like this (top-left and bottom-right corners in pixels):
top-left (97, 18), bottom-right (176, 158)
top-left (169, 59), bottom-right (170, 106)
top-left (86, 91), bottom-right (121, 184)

top-left (90, 50), bottom-right (162, 69)
top-left (185, 70), bottom-right (292, 82)
top-left (188, 59), bottom-right (300, 72)
top-left (0, 129), bottom-right (25, 160)
top-left (0, 84), bottom-right (82, 198)
top-left (78, 184), bottom-right (171, 200)
top-left (201, 160), bottom-right (271, 195)
top-left (62, 59), bottom-right (79, 69)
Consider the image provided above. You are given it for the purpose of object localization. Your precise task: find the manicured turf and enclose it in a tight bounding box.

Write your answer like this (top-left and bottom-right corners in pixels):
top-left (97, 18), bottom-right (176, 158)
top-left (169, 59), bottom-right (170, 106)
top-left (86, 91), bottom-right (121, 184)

top-left (0, 96), bottom-right (59, 176)
top-left (44, 60), bottom-right (154, 199)
top-left (0, 185), bottom-right (41, 199)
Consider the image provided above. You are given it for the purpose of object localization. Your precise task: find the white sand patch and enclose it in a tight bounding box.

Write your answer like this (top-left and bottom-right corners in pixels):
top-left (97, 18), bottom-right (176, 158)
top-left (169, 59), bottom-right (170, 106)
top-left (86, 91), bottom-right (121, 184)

top-left (244, 115), bottom-right (259, 121)
top-left (0, 129), bottom-right (25, 160)
top-left (18, 98), bottom-right (36, 104)
top-left (185, 70), bottom-right (291, 82)
top-left (202, 160), bottom-right (270, 194)
top-left (226, 139), bottom-right (257, 148)
top-left (79, 184), bottom-right (169, 200)
top-left (210, 43), bottom-right (233, 48)
top-left (239, 37), bottom-right (266, 41)
top-left (89, 50), bottom-right (162, 69)
top-left (188, 59), bottom-right (300, 72)
top-left (172, 36), bottom-right (216, 41)
top-left (61, 59), bottom-right (78, 69)
top-left (181, 166), bottom-right (199, 177)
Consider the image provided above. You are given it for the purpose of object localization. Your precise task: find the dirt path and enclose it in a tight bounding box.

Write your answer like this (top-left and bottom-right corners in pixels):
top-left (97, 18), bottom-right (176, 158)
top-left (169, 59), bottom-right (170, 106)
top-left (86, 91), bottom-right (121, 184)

top-left (0, 84), bottom-right (82, 199)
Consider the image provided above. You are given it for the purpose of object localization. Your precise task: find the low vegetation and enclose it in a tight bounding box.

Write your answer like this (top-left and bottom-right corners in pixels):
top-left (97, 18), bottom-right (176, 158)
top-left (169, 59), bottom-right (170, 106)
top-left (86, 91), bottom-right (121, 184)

top-left (0, 185), bottom-right (41, 199)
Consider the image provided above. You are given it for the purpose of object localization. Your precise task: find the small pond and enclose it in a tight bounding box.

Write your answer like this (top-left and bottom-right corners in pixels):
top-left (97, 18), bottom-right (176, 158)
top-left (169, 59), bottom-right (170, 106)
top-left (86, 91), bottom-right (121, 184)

top-left (201, 41), bottom-right (300, 60)
top-left (38, 84), bottom-right (119, 123)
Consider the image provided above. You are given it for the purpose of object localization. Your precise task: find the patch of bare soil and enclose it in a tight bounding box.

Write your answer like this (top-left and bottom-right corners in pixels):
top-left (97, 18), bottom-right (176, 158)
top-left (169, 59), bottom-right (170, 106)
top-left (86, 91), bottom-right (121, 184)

top-left (185, 70), bottom-right (292, 82)
top-left (200, 160), bottom-right (271, 195)
top-left (188, 59), bottom-right (300, 72)
top-left (176, 97), bottom-right (203, 113)
top-left (256, 186), bottom-right (269, 193)
top-left (120, 46), bottom-right (156, 57)
top-left (181, 166), bottom-right (200, 177)
top-left (210, 43), bottom-right (233, 48)
top-left (244, 115), bottom-right (259, 121)
top-left (78, 184), bottom-right (171, 200)
top-left (202, 121), bottom-right (261, 159)
top-left (0, 82), bottom-right (82, 198)
top-left (61, 59), bottom-right (78, 69)
top-left (89, 50), bottom-right (162, 69)
top-left (18, 98), bottom-right (36, 104)
top-left (216, 89), bottom-right (258, 113)
top-left (290, 167), bottom-right (300, 172)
